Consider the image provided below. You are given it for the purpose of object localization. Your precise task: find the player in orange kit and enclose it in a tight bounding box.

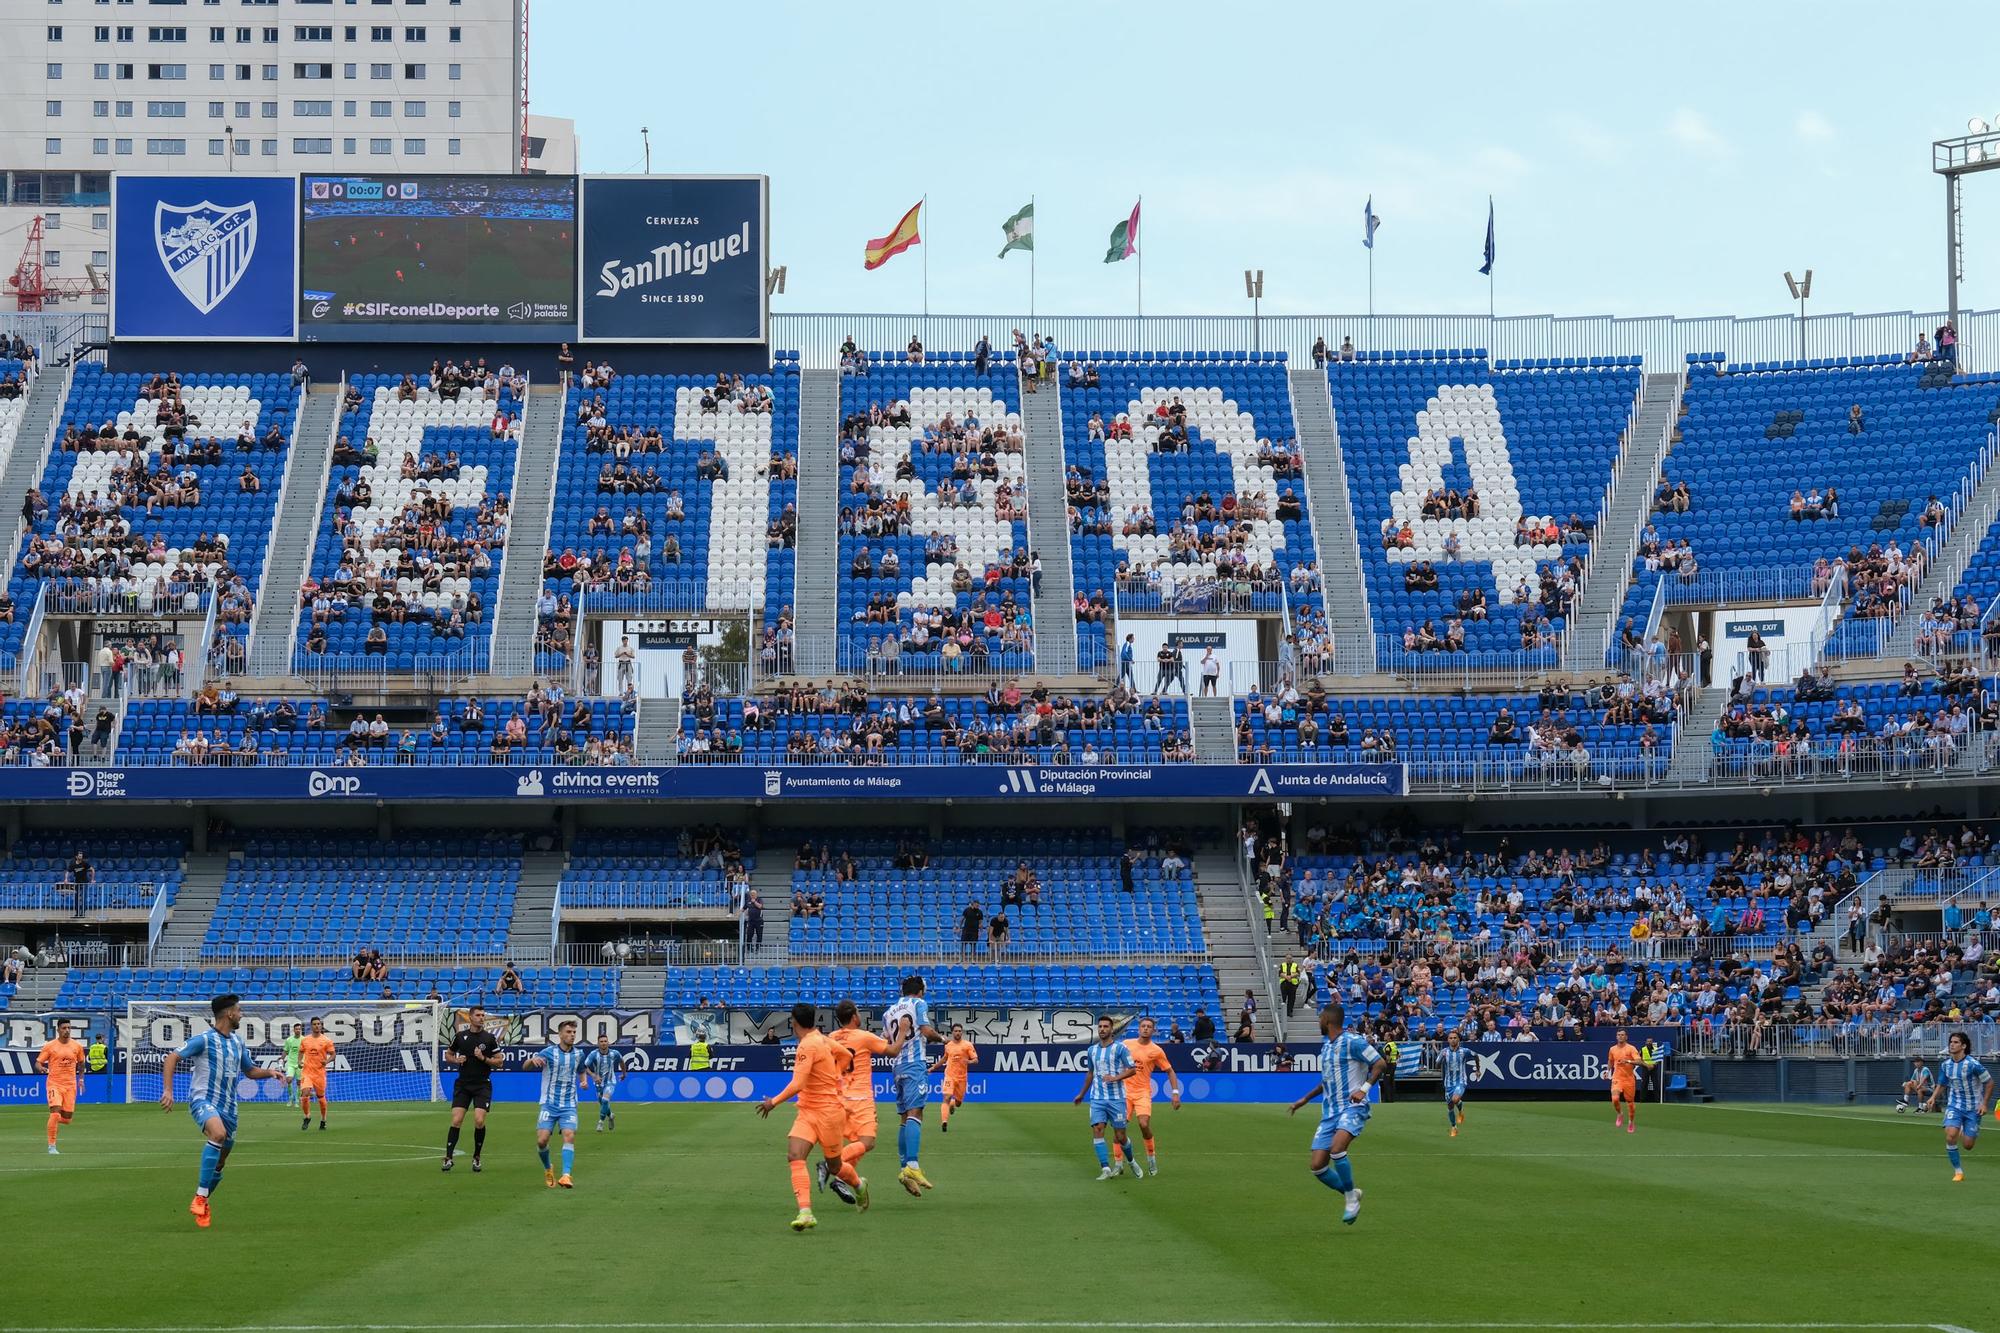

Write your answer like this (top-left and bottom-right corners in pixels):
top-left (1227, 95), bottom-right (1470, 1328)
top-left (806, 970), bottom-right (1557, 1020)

top-left (822, 999), bottom-right (906, 1208)
top-left (298, 1017), bottom-right (336, 1132)
top-left (1607, 1027), bottom-right (1644, 1133)
top-left (757, 1002), bottom-right (866, 1231)
top-left (1114, 1016), bottom-right (1180, 1176)
top-left (36, 1017), bottom-right (87, 1154)
top-left (933, 1023), bottom-right (978, 1131)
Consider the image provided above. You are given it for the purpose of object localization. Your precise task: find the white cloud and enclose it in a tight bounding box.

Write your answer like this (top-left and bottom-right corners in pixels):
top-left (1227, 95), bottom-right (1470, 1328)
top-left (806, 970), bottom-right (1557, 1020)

top-left (1795, 110), bottom-right (1836, 144)
top-left (1559, 119), bottom-right (1625, 165)
top-left (1668, 108), bottom-right (1730, 158)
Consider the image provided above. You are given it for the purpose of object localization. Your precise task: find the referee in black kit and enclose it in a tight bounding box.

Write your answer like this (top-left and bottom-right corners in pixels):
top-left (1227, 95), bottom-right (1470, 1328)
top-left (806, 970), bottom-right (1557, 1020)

top-left (442, 1006), bottom-right (505, 1173)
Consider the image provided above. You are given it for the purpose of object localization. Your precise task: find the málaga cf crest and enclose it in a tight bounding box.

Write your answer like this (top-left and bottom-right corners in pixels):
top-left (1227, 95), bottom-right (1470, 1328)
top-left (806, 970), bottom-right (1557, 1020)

top-left (154, 200), bottom-right (258, 315)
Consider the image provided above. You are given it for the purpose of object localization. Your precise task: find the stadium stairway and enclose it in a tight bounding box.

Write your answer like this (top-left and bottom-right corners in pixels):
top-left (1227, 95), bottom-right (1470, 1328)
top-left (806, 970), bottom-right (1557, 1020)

top-left (747, 854), bottom-right (793, 961)
top-left (793, 368), bottom-right (841, 675)
top-left (246, 383), bottom-right (342, 676)
top-left (633, 696), bottom-right (680, 763)
top-left (1665, 683), bottom-right (1731, 783)
top-left (1566, 371), bottom-right (1683, 668)
top-left (1192, 847), bottom-right (1282, 1040)
top-left (1883, 456), bottom-right (2000, 658)
top-left (152, 850), bottom-right (230, 956)
top-left (1019, 362), bottom-right (1080, 675)
top-left (615, 962), bottom-right (666, 1013)
top-left (0, 364), bottom-right (71, 573)
top-left (4, 965), bottom-right (65, 1014)
top-left (1288, 367), bottom-right (1375, 673)
top-left (488, 380), bottom-right (566, 677)
top-left (1189, 696), bottom-right (1238, 762)
top-left (506, 847), bottom-right (565, 964)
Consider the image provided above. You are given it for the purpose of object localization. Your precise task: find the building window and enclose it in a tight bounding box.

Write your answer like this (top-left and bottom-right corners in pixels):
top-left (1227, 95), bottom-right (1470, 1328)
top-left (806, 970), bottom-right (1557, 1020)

top-left (447, 26), bottom-right (459, 41)
top-left (209, 26), bottom-right (225, 41)
top-left (342, 62), bottom-right (355, 78)
top-left (262, 26), bottom-right (277, 43)
top-left (259, 100), bottom-right (274, 117)
top-left (233, 63), bottom-right (249, 79)
top-left (92, 138), bottom-right (110, 155)
top-left (92, 251), bottom-right (107, 268)
top-left (46, 100), bottom-right (63, 117)
top-left (369, 61), bottom-right (390, 78)
top-left (147, 26), bottom-right (186, 41)
top-left (206, 99), bottom-right (223, 116)
top-left (446, 137), bottom-right (459, 156)
top-left (402, 62), bottom-right (422, 78)
top-left (403, 25), bottom-right (423, 40)
top-left (146, 100), bottom-right (185, 117)
top-left (293, 62), bottom-right (332, 79)
top-left (45, 213), bottom-right (61, 230)
top-left (92, 100), bottom-right (108, 116)
top-left (369, 99), bottom-right (389, 116)
top-left (45, 252), bottom-right (60, 270)
top-left (403, 99), bottom-right (423, 117)
top-left (370, 25), bottom-right (390, 40)
top-left (92, 211), bottom-right (107, 229)
top-left (446, 100), bottom-right (458, 118)
top-left (259, 139), bottom-right (275, 156)
top-left (294, 98), bottom-right (331, 116)
top-left (369, 137), bottom-right (390, 155)
top-left (116, 27), bottom-right (134, 43)
top-left (93, 62), bottom-right (109, 77)
top-left (293, 25), bottom-right (330, 41)
top-left (234, 27), bottom-right (250, 43)
top-left (234, 100), bottom-right (248, 117)
top-left (207, 62), bottom-right (223, 77)
top-left (403, 137), bottom-right (424, 155)
top-left (95, 26), bottom-right (110, 41)
top-left (341, 99), bottom-right (355, 115)
top-left (292, 137), bottom-right (332, 155)
top-left (116, 100), bottom-right (133, 116)
top-left (343, 25), bottom-right (356, 40)
top-left (47, 24), bottom-right (63, 40)
top-left (114, 138), bottom-right (132, 154)
top-left (341, 137), bottom-right (355, 155)
top-left (146, 63), bottom-right (186, 78)
top-left (145, 138), bottom-right (185, 155)
top-left (48, 63), bottom-right (64, 78)
top-left (207, 137), bottom-right (224, 154)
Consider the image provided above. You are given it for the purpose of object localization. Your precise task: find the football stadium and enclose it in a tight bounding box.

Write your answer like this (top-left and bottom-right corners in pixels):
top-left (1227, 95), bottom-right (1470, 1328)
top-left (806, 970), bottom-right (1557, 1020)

top-left (0, 4), bottom-right (1996, 1331)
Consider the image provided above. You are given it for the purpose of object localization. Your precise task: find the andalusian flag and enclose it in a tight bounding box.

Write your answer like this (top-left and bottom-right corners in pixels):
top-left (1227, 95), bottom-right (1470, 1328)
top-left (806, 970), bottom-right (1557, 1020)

top-left (864, 200), bottom-right (923, 271)
top-left (998, 202), bottom-right (1034, 258)
top-left (1104, 200), bottom-right (1140, 263)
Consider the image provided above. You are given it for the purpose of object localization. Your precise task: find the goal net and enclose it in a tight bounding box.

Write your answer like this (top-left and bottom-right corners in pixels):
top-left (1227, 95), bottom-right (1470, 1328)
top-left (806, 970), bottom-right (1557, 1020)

top-left (124, 999), bottom-right (446, 1104)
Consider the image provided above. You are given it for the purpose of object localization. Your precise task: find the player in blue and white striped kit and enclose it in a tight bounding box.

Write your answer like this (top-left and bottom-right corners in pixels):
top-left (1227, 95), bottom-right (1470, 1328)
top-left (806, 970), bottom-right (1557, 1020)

top-left (1923, 1030), bottom-right (1994, 1182)
top-left (1440, 1030), bottom-right (1471, 1138)
top-left (522, 1019), bottom-right (588, 1188)
top-left (1287, 1003), bottom-right (1386, 1225)
top-left (1072, 1015), bottom-right (1141, 1180)
top-left (582, 1032), bottom-right (623, 1134)
top-left (157, 993), bottom-right (284, 1229)
top-left (884, 974), bottom-right (944, 1196)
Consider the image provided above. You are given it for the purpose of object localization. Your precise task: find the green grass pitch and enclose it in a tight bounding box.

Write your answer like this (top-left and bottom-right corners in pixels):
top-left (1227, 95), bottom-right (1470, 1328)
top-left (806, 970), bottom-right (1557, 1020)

top-left (4, 1099), bottom-right (1993, 1333)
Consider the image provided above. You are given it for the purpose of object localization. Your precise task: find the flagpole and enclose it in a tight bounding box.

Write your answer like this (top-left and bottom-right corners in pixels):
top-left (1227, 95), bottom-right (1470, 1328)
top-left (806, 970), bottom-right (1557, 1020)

top-left (1136, 194), bottom-right (1144, 331)
top-left (921, 193), bottom-right (929, 331)
top-left (1030, 194), bottom-right (1036, 324)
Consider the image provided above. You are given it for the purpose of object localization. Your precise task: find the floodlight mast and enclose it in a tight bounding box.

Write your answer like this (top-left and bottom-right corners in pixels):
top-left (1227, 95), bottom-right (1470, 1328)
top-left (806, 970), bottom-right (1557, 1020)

top-left (1931, 119), bottom-right (2000, 326)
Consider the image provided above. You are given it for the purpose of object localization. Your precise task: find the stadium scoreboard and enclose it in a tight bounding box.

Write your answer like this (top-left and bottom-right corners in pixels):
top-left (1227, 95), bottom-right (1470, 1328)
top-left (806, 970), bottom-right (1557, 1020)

top-left (297, 173), bottom-right (577, 343)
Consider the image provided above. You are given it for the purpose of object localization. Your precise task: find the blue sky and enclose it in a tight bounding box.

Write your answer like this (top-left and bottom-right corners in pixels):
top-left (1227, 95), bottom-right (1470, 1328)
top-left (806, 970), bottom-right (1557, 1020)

top-left (539, 2), bottom-right (1999, 321)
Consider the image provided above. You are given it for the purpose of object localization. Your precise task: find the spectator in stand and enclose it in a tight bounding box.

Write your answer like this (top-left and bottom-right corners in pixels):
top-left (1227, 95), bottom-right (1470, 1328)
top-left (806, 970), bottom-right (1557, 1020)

top-left (1191, 1007), bottom-right (1216, 1041)
top-left (496, 960), bottom-right (525, 994)
top-left (959, 901), bottom-right (985, 956)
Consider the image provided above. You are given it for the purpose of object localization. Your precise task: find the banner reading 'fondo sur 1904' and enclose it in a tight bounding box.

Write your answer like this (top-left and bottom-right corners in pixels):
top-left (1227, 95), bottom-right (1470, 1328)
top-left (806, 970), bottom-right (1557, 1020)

top-left (111, 174), bottom-right (299, 341)
top-left (579, 175), bottom-right (768, 343)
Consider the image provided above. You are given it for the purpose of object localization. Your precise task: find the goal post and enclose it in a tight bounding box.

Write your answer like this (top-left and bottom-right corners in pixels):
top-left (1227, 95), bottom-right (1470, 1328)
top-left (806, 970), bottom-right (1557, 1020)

top-left (123, 999), bottom-right (447, 1104)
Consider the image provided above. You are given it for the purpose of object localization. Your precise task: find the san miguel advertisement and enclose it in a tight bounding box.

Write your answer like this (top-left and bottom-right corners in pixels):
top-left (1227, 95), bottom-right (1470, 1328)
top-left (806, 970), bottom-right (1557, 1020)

top-left (579, 175), bottom-right (768, 343)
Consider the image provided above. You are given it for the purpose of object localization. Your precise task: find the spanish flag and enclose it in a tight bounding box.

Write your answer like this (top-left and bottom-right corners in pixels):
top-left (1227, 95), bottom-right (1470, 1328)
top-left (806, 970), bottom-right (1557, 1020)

top-left (864, 200), bottom-right (923, 271)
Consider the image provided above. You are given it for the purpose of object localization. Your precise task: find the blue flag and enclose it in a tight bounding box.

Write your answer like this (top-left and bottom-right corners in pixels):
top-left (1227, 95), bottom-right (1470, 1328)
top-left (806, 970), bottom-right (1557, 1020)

top-left (1478, 197), bottom-right (1495, 276)
top-left (1394, 1042), bottom-right (1423, 1077)
top-left (1363, 196), bottom-right (1380, 250)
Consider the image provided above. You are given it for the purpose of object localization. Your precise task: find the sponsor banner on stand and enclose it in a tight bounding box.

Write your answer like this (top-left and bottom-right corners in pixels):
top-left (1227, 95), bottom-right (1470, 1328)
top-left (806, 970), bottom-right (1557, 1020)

top-left (579, 175), bottom-right (769, 343)
top-left (111, 174), bottom-right (299, 341)
top-left (0, 762), bottom-right (1406, 804)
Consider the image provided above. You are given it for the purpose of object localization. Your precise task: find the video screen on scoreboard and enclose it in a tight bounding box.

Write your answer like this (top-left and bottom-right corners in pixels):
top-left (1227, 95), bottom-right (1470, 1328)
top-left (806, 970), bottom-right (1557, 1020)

top-left (298, 174), bottom-right (576, 342)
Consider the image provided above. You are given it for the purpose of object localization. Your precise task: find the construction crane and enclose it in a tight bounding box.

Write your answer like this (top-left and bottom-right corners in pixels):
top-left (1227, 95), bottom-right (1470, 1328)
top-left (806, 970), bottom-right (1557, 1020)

top-left (7, 215), bottom-right (106, 311)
